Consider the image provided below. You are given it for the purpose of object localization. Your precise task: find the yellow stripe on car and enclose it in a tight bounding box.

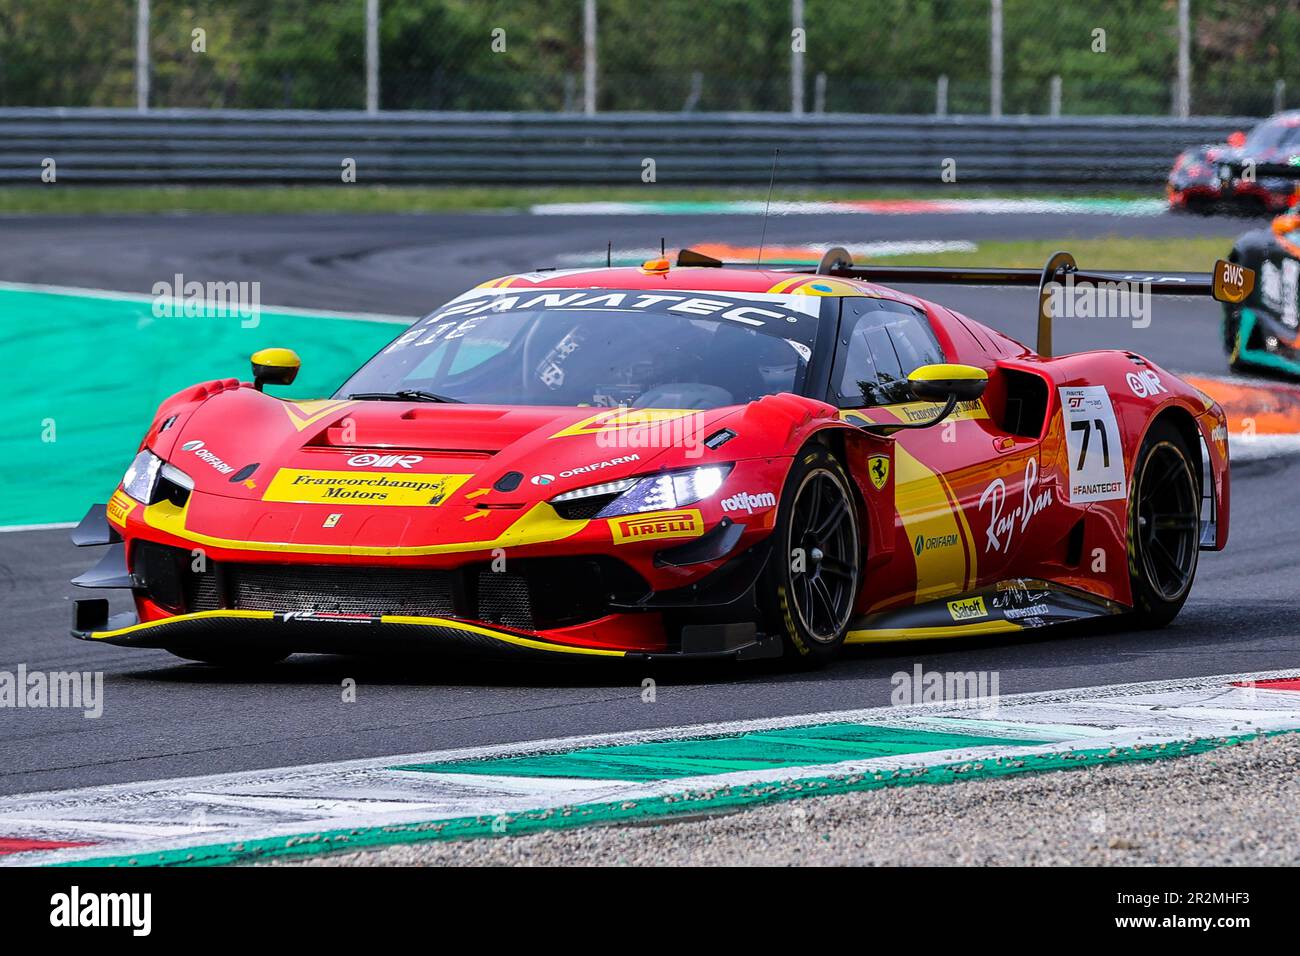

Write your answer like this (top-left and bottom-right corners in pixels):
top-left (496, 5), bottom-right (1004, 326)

top-left (845, 619), bottom-right (1022, 643)
top-left (548, 407), bottom-right (699, 439)
top-left (765, 276), bottom-right (808, 294)
top-left (379, 615), bottom-right (626, 656)
top-left (88, 609), bottom-right (275, 640)
top-left (790, 278), bottom-right (866, 296)
top-left (839, 399), bottom-right (988, 429)
top-left (87, 609), bottom-right (626, 657)
top-left (142, 498), bottom-right (590, 557)
top-left (893, 445), bottom-right (975, 602)
top-left (279, 399), bottom-right (356, 432)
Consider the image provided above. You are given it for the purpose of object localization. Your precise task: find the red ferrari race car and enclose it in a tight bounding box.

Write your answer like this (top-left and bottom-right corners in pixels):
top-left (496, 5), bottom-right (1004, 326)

top-left (69, 251), bottom-right (1247, 666)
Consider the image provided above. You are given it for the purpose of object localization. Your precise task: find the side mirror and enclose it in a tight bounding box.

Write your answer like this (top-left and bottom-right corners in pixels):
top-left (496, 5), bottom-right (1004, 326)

top-left (251, 348), bottom-right (301, 391)
top-left (850, 364), bottom-right (988, 437)
top-left (907, 363), bottom-right (989, 403)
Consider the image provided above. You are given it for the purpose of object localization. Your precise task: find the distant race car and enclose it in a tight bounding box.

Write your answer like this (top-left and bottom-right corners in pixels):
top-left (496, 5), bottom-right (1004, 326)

top-left (1224, 199), bottom-right (1300, 374)
top-left (1168, 111), bottom-right (1300, 213)
top-left (70, 250), bottom-right (1247, 667)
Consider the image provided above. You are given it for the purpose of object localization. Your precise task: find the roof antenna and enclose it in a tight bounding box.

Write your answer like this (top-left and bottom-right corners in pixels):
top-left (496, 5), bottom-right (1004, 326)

top-left (607, 240), bottom-right (612, 268)
top-left (756, 147), bottom-right (780, 269)
top-left (660, 236), bottom-right (665, 257)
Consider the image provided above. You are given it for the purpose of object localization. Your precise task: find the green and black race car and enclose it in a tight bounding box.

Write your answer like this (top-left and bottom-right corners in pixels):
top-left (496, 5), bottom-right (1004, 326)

top-left (1225, 203), bottom-right (1300, 376)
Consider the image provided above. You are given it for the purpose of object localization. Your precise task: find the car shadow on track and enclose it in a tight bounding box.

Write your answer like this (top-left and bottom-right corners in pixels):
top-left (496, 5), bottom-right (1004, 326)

top-left (112, 597), bottom-right (1298, 692)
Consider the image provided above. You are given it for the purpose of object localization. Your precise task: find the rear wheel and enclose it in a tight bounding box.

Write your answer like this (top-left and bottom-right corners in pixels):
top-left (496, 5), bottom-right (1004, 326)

top-left (1127, 421), bottom-right (1200, 628)
top-left (761, 447), bottom-right (862, 666)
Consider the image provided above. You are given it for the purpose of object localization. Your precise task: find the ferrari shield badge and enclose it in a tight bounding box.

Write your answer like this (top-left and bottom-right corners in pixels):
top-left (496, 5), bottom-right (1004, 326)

top-left (867, 454), bottom-right (890, 491)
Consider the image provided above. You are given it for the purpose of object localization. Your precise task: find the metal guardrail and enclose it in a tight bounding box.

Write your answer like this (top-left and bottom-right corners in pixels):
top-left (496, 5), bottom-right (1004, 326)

top-left (0, 109), bottom-right (1256, 186)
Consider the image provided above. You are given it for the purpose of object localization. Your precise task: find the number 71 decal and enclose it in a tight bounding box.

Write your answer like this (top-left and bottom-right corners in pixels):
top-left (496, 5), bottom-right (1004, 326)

top-left (1059, 386), bottom-right (1127, 503)
top-left (1070, 418), bottom-right (1110, 470)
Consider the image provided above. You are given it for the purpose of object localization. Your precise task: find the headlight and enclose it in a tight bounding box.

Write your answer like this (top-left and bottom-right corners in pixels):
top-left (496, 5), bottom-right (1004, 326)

top-left (552, 465), bottom-right (732, 518)
top-left (121, 450), bottom-right (164, 504)
top-left (160, 463), bottom-right (194, 491)
top-left (121, 451), bottom-right (194, 504)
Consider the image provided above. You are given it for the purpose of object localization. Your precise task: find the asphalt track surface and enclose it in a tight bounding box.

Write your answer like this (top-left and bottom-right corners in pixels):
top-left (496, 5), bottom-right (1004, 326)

top-left (3, 208), bottom-right (1297, 798)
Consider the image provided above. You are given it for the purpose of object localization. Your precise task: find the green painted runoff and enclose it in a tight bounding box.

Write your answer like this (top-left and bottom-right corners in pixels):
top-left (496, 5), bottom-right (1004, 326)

top-left (2, 287), bottom-right (404, 527)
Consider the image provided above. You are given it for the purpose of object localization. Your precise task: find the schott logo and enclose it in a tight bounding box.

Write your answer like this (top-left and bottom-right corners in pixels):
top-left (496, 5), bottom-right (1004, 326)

top-left (347, 454), bottom-right (424, 469)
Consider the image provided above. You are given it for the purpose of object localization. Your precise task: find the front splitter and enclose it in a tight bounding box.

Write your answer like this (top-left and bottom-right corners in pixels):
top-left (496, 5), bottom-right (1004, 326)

top-left (71, 607), bottom-right (780, 662)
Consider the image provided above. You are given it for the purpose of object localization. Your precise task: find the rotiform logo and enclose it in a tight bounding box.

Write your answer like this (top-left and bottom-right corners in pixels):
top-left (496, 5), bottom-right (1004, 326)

top-left (50, 886), bottom-right (151, 936)
top-left (720, 491), bottom-right (776, 515)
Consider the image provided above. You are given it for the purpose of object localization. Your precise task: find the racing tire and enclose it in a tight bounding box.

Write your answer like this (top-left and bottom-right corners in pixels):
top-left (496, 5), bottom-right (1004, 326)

top-left (1223, 307), bottom-right (1243, 369)
top-left (761, 446), bottom-right (862, 666)
top-left (1127, 420), bottom-right (1200, 628)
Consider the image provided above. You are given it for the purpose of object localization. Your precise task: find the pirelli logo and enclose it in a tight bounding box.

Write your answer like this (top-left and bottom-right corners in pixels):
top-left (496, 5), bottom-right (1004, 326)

top-left (608, 509), bottom-right (705, 545)
top-left (947, 596), bottom-right (988, 622)
top-left (106, 489), bottom-right (138, 527)
top-left (263, 469), bottom-right (472, 506)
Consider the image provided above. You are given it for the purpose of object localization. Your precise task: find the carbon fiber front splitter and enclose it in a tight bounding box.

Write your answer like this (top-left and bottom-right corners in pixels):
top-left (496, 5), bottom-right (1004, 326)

top-left (70, 605), bottom-right (782, 662)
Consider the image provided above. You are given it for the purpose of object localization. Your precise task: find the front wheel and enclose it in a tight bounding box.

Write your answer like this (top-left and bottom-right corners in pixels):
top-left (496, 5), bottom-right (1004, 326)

top-left (1127, 421), bottom-right (1200, 628)
top-left (761, 446), bottom-right (862, 666)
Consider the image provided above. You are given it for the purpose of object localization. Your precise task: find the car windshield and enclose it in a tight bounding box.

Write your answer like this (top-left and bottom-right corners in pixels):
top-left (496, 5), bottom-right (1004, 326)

top-left (1246, 119), bottom-right (1300, 152)
top-left (337, 288), bottom-right (821, 409)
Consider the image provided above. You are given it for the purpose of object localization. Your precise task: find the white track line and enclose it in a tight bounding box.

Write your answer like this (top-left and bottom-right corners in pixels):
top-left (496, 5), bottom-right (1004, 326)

top-left (0, 279), bottom-right (415, 324)
top-left (0, 521), bottom-right (77, 535)
top-left (3, 668), bottom-right (1298, 866)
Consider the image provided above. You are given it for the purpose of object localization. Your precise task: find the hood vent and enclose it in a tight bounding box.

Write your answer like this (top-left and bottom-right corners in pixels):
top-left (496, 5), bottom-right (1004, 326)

top-left (309, 424), bottom-right (497, 457)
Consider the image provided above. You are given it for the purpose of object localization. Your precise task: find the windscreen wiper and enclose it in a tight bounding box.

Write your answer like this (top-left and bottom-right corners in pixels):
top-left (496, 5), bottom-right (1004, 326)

top-left (346, 389), bottom-right (465, 404)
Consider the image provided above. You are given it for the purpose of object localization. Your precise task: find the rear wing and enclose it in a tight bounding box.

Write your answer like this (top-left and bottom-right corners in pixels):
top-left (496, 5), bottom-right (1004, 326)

top-left (677, 247), bottom-right (1255, 358)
